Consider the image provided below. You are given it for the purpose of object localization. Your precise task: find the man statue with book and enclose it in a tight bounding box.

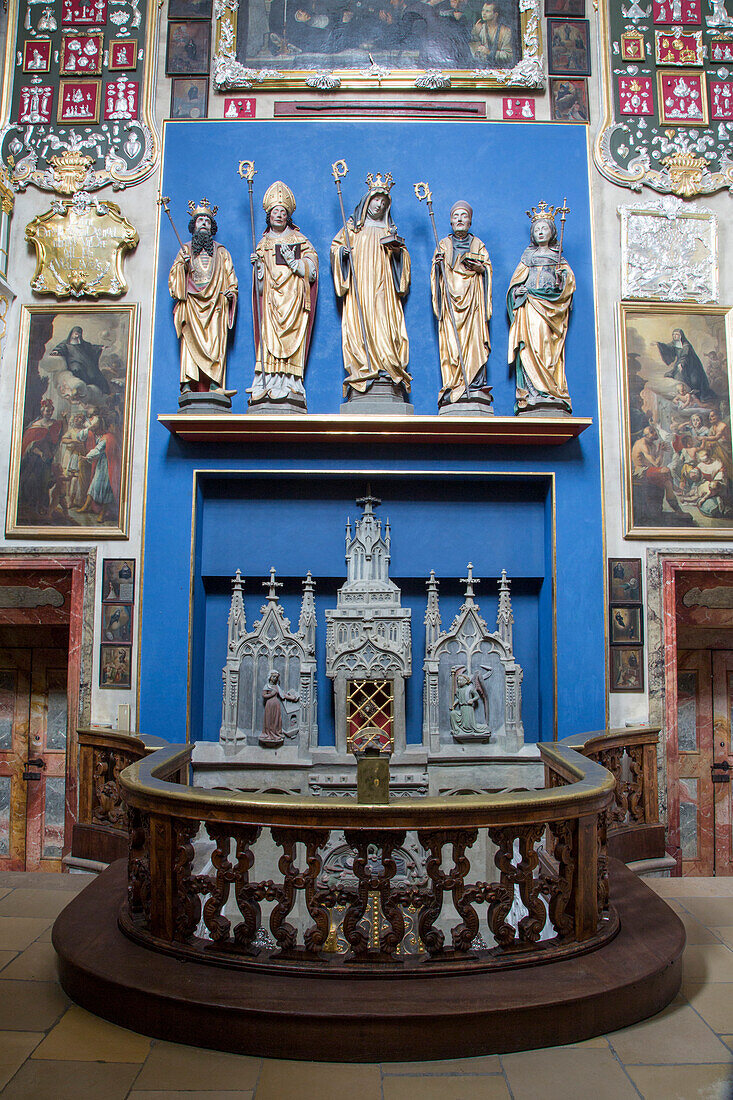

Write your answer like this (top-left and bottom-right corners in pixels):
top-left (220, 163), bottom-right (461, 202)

top-left (248, 181), bottom-right (318, 413)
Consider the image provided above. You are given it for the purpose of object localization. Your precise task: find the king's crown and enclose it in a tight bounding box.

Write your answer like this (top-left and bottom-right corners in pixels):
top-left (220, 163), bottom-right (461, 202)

top-left (188, 197), bottom-right (219, 218)
top-left (526, 200), bottom-right (557, 223)
top-left (365, 172), bottom-right (394, 193)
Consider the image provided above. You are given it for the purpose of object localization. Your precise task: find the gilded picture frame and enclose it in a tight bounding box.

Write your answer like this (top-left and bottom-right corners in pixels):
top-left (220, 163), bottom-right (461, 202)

top-left (6, 305), bottom-right (138, 540)
top-left (213, 0), bottom-right (544, 91)
top-left (618, 302), bottom-right (733, 539)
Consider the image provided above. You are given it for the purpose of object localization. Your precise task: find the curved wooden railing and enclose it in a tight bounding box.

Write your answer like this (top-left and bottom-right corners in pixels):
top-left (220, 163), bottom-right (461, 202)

top-left (559, 726), bottom-right (662, 864)
top-left (110, 734), bottom-right (638, 973)
top-left (72, 728), bottom-right (169, 864)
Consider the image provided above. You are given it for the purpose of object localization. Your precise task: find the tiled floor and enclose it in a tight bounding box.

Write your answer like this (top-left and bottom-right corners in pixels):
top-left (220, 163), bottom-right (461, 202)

top-left (1, 871), bottom-right (733, 1099)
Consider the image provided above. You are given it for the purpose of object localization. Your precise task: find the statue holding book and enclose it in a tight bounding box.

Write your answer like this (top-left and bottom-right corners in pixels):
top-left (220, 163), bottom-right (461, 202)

top-left (248, 181), bottom-right (318, 413)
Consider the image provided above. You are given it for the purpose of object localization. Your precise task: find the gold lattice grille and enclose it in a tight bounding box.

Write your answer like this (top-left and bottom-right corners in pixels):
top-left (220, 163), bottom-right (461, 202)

top-left (346, 679), bottom-right (393, 754)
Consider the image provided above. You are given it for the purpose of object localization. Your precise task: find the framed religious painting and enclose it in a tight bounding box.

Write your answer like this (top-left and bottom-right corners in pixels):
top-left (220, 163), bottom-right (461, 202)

top-left (618, 302), bottom-right (733, 538)
top-left (609, 646), bottom-right (644, 692)
top-left (547, 18), bottom-right (591, 76)
top-left (166, 20), bottom-right (211, 75)
top-left (610, 605), bottom-right (643, 645)
top-left (99, 645), bottom-right (132, 689)
top-left (102, 558), bottom-right (135, 603)
top-left (213, 0), bottom-right (544, 90)
top-left (170, 76), bottom-right (209, 119)
top-left (550, 77), bottom-right (589, 121)
top-left (608, 558), bottom-right (642, 604)
top-left (6, 305), bottom-right (138, 539)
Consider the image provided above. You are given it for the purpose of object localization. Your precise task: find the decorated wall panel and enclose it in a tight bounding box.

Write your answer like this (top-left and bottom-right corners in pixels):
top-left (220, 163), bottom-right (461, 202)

top-left (139, 119), bottom-right (605, 746)
top-left (0, 0), bottom-right (159, 192)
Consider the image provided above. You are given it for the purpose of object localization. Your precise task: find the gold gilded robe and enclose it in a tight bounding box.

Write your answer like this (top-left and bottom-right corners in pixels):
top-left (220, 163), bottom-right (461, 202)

top-left (331, 223), bottom-right (411, 395)
top-left (431, 234), bottom-right (492, 403)
top-left (169, 243), bottom-right (238, 388)
top-left (253, 228), bottom-right (318, 382)
top-left (507, 252), bottom-right (575, 413)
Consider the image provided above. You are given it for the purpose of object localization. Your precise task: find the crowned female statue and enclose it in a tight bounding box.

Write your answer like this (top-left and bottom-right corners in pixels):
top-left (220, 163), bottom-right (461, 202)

top-left (248, 181), bottom-right (318, 414)
top-left (507, 201), bottom-right (575, 416)
top-left (331, 173), bottom-right (411, 409)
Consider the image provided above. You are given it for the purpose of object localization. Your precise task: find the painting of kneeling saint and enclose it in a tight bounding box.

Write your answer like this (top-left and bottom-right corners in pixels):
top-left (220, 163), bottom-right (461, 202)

top-left (236, 0), bottom-right (522, 73)
top-left (619, 304), bottom-right (733, 537)
top-left (7, 306), bottom-right (137, 538)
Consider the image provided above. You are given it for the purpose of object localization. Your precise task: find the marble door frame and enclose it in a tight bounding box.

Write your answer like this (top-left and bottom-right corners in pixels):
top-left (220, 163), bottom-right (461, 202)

top-left (647, 549), bottom-right (733, 874)
top-left (0, 549), bottom-right (94, 865)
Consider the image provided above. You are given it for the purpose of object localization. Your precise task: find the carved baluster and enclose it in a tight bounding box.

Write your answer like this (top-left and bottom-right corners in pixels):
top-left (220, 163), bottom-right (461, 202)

top-left (301, 829), bottom-right (331, 955)
top-left (201, 825), bottom-right (234, 943)
top-left (514, 823), bottom-right (546, 943)
top-left (173, 819), bottom-right (203, 942)
top-left (341, 830), bottom-right (372, 957)
top-left (596, 748), bottom-right (626, 825)
top-left (376, 830), bottom-right (406, 957)
top-left (597, 810), bottom-right (610, 917)
top-left (416, 830), bottom-right (447, 955)
top-left (627, 746), bottom-right (645, 822)
top-left (269, 827), bottom-right (300, 953)
top-left (231, 824), bottom-right (264, 952)
top-left (486, 826), bottom-right (520, 947)
top-left (127, 806), bottom-right (151, 923)
top-left (544, 818), bottom-right (576, 938)
top-left (448, 828), bottom-right (480, 953)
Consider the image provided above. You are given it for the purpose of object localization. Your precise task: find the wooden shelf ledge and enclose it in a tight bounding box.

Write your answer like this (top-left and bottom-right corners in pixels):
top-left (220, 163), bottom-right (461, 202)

top-left (158, 412), bottom-right (592, 446)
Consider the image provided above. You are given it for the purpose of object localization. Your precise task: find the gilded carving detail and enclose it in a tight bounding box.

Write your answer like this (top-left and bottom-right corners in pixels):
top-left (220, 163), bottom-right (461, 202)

top-left (26, 192), bottom-right (138, 299)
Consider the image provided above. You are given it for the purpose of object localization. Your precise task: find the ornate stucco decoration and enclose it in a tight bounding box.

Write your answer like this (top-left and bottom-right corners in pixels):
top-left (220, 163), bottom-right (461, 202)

top-left (26, 189), bottom-right (139, 299)
top-left (594, 0), bottom-right (733, 197)
top-left (0, 3), bottom-right (159, 194)
top-left (619, 195), bottom-right (718, 301)
top-left (212, 0), bottom-right (544, 91)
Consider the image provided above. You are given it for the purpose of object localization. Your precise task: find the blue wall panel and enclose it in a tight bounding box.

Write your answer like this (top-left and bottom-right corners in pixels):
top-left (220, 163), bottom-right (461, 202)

top-left (139, 120), bottom-right (605, 747)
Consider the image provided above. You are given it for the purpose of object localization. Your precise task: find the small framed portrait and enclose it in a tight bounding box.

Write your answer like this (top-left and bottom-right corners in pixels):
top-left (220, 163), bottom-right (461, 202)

top-left (166, 20), bottom-right (211, 75)
top-left (57, 79), bottom-right (101, 123)
top-left (60, 31), bottom-right (104, 75)
top-left (608, 558), bottom-right (642, 604)
top-left (109, 39), bottom-right (138, 71)
top-left (168, 0), bottom-right (213, 15)
top-left (610, 605), bottom-right (643, 645)
top-left (550, 78), bottom-right (589, 122)
top-left (610, 647), bottom-right (644, 692)
top-left (170, 76), bottom-right (209, 119)
top-left (545, 0), bottom-right (585, 13)
top-left (23, 40), bottom-right (51, 74)
top-left (547, 18), bottom-right (591, 76)
top-left (103, 559), bottom-right (135, 603)
top-left (99, 645), bottom-right (132, 689)
top-left (102, 603), bottom-right (132, 644)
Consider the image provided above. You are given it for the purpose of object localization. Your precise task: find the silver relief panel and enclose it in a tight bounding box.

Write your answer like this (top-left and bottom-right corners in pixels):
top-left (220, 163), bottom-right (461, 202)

top-left (619, 197), bottom-right (719, 304)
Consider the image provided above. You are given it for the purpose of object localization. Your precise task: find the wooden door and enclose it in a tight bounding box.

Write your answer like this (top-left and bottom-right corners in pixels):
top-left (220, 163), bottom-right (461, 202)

top-left (25, 650), bottom-right (68, 871)
top-left (0, 650), bottom-right (31, 871)
top-left (676, 650), bottom-right (733, 875)
top-left (0, 648), bottom-right (68, 872)
top-left (711, 652), bottom-right (733, 875)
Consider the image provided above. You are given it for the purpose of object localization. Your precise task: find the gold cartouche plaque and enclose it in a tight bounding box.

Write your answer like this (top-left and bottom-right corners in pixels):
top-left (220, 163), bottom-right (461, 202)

top-left (25, 185), bottom-right (138, 299)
